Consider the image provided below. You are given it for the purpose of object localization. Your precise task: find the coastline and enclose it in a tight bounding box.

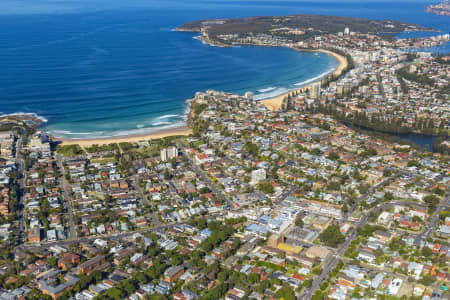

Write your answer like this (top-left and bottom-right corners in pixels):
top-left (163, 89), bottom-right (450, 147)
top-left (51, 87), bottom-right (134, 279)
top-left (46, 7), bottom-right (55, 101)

top-left (260, 49), bottom-right (348, 111)
top-left (58, 126), bottom-right (192, 146)
top-left (425, 1), bottom-right (450, 16)
top-left (57, 48), bottom-right (346, 144)
top-left (56, 39), bottom-right (346, 145)
top-left (190, 34), bottom-right (348, 111)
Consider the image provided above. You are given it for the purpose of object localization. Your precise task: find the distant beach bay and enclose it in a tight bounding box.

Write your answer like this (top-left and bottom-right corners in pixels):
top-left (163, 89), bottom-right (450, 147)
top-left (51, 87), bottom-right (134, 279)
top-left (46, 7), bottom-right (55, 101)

top-left (0, 0), bottom-right (448, 139)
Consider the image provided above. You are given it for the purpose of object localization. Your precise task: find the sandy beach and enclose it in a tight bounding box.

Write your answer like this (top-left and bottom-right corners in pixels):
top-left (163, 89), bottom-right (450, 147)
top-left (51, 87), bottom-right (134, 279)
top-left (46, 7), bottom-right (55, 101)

top-left (59, 126), bottom-right (192, 146)
top-left (260, 49), bottom-right (348, 111)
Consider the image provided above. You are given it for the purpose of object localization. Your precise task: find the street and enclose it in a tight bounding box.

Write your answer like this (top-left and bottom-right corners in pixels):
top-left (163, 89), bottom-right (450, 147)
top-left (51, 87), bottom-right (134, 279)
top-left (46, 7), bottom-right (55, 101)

top-left (130, 175), bottom-right (162, 227)
top-left (301, 173), bottom-right (399, 299)
top-left (177, 142), bottom-right (234, 209)
top-left (55, 154), bottom-right (77, 241)
top-left (15, 129), bottom-right (26, 245)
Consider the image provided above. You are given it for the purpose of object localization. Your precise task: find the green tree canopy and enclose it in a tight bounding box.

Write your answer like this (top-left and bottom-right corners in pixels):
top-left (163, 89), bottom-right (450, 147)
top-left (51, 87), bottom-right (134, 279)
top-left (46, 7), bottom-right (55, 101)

top-left (319, 224), bottom-right (345, 248)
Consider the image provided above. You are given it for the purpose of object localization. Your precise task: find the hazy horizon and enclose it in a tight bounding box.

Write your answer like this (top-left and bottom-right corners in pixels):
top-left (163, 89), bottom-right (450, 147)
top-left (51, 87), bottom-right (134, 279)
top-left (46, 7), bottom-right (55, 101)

top-left (0, 0), bottom-right (442, 15)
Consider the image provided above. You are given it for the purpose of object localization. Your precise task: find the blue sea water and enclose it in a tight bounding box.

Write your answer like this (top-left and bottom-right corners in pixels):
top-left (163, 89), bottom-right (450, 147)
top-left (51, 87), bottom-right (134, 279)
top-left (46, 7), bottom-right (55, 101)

top-left (0, 0), bottom-right (448, 138)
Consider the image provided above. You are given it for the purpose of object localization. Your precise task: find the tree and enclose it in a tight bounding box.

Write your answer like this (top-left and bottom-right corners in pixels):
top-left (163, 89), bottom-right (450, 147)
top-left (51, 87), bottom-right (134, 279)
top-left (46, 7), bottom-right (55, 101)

top-left (383, 169), bottom-right (393, 177)
top-left (248, 273), bottom-right (259, 284)
top-left (218, 271), bottom-right (227, 283)
top-left (421, 246), bottom-right (433, 258)
top-left (199, 186), bottom-right (211, 194)
top-left (319, 224), bottom-right (345, 248)
top-left (342, 204), bottom-right (348, 213)
top-left (105, 287), bottom-right (122, 299)
top-left (56, 144), bottom-right (84, 156)
top-left (440, 210), bottom-right (450, 221)
top-left (258, 182), bottom-right (274, 194)
top-left (229, 272), bottom-right (242, 285)
top-left (171, 254), bottom-right (182, 266)
top-left (384, 192), bottom-right (393, 201)
top-left (412, 216), bottom-right (422, 223)
top-left (202, 282), bottom-right (228, 300)
top-left (312, 266), bottom-right (322, 275)
top-left (357, 224), bottom-right (383, 237)
top-left (244, 142), bottom-right (259, 156)
top-left (388, 238), bottom-right (401, 251)
top-left (419, 274), bottom-right (434, 286)
top-left (312, 291), bottom-right (324, 300)
top-left (193, 103), bottom-right (208, 115)
top-left (361, 148), bottom-right (377, 157)
top-left (424, 195), bottom-right (439, 207)
top-left (274, 285), bottom-right (295, 300)
top-left (163, 168), bottom-right (170, 180)
top-left (46, 256), bottom-right (57, 268)
top-left (303, 279), bottom-right (312, 288)
top-left (433, 187), bottom-right (445, 196)
top-left (407, 160), bottom-right (420, 167)
top-left (295, 216), bottom-right (304, 228)
top-left (327, 152), bottom-right (340, 160)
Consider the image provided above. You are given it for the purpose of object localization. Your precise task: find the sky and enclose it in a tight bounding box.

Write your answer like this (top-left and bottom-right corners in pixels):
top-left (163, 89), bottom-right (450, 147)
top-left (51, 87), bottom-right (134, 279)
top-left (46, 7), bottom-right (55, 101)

top-left (0, 0), bottom-right (441, 15)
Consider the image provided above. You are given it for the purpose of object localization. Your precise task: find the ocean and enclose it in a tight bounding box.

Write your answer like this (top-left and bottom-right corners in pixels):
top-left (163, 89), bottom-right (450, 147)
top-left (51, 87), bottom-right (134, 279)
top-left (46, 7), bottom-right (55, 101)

top-left (0, 0), bottom-right (448, 138)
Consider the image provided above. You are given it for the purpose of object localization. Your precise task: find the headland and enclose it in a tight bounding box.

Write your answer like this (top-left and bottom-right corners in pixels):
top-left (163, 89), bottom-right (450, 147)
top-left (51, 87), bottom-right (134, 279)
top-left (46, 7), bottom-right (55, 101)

top-left (426, 1), bottom-right (450, 16)
top-left (176, 14), bottom-right (429, 112)
top-left (22, 14), bottom-right (447, 143)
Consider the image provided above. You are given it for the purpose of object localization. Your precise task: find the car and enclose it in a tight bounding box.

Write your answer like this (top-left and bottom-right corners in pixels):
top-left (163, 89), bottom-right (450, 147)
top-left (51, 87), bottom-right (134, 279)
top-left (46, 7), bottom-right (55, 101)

top-left (431, 290), bottom-right (442, 300)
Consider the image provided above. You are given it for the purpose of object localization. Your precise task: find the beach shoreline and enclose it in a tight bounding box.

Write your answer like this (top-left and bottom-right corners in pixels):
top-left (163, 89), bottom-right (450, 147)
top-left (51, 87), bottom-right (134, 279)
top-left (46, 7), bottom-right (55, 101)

top-left (260, 49), bottom-right (348, 111)
top-left (55, 46), bottom-right (346, 145)
top-left (192, 33), bottom-right (348, 111)
top-left (58, 125), bottom-right (192, 146)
